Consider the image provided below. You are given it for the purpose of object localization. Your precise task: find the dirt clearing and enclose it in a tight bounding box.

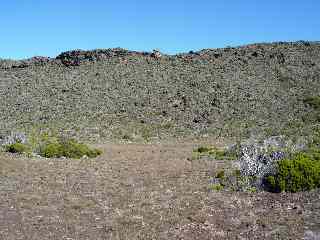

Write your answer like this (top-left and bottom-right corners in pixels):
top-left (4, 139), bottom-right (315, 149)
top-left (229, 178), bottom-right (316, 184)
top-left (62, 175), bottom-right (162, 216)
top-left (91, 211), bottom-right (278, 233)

top-left (0, 143), bottom-right (319, 239)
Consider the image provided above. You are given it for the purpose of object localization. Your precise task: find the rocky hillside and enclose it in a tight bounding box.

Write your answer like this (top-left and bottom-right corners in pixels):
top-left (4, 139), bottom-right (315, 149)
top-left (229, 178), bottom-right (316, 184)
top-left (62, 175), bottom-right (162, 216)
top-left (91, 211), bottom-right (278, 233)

top-left (0, 41), bottom-right (320, 142)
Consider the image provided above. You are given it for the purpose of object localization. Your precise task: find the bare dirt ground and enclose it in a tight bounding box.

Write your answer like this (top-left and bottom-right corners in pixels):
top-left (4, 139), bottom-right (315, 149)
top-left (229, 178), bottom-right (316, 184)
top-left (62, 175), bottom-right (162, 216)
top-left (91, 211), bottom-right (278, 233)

top-left (0, 142), bottom-right (319, 240)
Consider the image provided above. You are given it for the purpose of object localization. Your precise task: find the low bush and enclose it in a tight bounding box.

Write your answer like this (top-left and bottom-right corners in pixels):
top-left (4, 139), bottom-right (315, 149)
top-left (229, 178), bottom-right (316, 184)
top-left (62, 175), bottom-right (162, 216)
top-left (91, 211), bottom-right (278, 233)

top-left (209, 183), bottom-right (224, 191)
top-left (40, 138), bottom-right (102, 159)
top-left (5, 142), bottom-right (28, 154)
top-left (247, 187), bottom-right (257, 193)
top-left (211, 168), bottom-right (258, 192)
top-left (233, 169), bottom-right (241, 177)
top-left (194, 146), bottom-right (212, 154)
top-left (216, 170), bottom-right (225, 179)
top-left (40, 142), bottom-right (64, 158)
top-left (265, 150), bottom-right (320, 192)
top-left (193, 146), bottom-right (237, 160)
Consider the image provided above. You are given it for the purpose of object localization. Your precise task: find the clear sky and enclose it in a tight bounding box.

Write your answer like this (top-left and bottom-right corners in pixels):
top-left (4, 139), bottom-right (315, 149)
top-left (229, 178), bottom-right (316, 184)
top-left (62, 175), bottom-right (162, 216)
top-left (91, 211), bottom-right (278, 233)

top-left (1, 0), bottom-right (319, 59)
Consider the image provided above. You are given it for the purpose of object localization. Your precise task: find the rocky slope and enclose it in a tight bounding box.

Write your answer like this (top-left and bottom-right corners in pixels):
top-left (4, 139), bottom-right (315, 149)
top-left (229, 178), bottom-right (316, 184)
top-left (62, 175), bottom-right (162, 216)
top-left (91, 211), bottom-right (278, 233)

top-left (0, 41), bottom-right (320, 141)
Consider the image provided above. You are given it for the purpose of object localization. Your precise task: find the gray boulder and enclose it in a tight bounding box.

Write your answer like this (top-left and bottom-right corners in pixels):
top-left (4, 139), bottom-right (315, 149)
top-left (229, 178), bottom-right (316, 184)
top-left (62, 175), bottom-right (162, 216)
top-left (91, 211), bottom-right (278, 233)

top-left (0, 132), bottom-right (27, 146)
top-left (236, 136), bottom-right (293, 188)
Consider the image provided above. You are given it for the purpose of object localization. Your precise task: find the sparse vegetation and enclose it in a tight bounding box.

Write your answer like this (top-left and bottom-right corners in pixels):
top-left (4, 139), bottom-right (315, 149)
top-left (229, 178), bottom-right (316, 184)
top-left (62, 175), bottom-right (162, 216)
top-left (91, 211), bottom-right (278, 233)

top-left (192, 146), bottom-right (237, 161)
top-left (310, 127), bottom-right (320, 148)
top-left (233, 169), bottom-right (241, 177)
top-left (247, 187), bottom-right (257, 193)
top-left (1, 143), bottom-right (310, 239)
top-left (209, 183), bottom-right (224, 191)
top-left (1, 42), bottom-right (320, 141)
top-left (194, 146), bottom-right (212, 154)
top-left (211, 168), bottom-right (261, 192)
top-left (303, 96), bottom-right (320, 110)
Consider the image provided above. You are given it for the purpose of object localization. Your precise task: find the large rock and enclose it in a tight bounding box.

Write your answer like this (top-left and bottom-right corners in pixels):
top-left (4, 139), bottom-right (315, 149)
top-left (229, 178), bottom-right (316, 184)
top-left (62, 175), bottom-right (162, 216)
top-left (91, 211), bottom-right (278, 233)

top-left (0, 132), bottom-right (27, 146)
top-left (235, 135), bottom-right (307, 188)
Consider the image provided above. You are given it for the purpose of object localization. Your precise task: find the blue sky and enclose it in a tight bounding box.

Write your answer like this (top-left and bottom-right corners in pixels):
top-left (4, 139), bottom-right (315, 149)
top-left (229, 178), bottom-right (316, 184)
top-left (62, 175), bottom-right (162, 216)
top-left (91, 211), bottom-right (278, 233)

top-left (1, 0), bottom-right (319, 59)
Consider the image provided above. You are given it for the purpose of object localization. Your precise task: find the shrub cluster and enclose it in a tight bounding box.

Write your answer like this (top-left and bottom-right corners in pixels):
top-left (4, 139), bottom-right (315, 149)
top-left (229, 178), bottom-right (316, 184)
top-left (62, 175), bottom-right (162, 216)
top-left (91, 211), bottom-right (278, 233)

top-left (265, 149), bottom-right (320, 192)
top-left (40, 139), bottom-right (102, 159)
top-left (2, 132), bottom-right (102, 159)
top-left (193, 146), bottom-right (237, 161)
top-left (5, 142), bottom-right (28, 154)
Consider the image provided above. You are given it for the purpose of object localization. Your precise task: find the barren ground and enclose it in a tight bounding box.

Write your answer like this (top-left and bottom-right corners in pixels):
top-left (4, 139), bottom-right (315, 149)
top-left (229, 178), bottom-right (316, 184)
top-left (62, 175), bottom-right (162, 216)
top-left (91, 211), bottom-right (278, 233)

top-left (0, 142), bottom-right (319, 239)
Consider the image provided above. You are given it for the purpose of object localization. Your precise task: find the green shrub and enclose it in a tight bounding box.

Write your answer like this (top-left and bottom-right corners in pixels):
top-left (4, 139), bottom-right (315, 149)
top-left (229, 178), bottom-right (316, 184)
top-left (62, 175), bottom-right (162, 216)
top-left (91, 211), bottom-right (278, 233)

top-left (209, 184), bottom-right (224, 191)
top-left (266, 176), bottom-right (276, 189)
top-left (216, 170), bottom-right (225, 179)
top-left (304, 148), bottom-right (320, 161)
top-left (211, 148), bottom-right (228, 159)
top-left (193, 146), bottom-right (237, 160)
top-left (247, 187), bottom-right (257, 193)
top-left (194, 146), bottom-right (212, 154)
top-left (40, 138), bottom-right (102, 159)
top-left (5, 142), bottom-right (28, 154)
top-left (40, 142), bottom-right (63, 158)
top-left (233, 169), bottom-right (241, 177)
top-left (303, 96), bottom-right (320, 110)
top-left (265, 150), bottom-right (320, 192)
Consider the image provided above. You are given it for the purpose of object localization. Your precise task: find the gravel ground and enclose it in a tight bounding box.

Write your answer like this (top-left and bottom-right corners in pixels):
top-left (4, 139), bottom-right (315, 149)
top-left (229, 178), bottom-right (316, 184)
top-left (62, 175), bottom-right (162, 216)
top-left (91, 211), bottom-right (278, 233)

top-left (0, 142), bottom-right (318, 239)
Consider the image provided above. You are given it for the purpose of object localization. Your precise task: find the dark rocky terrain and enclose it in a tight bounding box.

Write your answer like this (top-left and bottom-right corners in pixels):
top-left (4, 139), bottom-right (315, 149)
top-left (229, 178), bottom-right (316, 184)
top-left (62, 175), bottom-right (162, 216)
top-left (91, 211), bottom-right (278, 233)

top-left (1, 41), bottom-right (320, 142)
